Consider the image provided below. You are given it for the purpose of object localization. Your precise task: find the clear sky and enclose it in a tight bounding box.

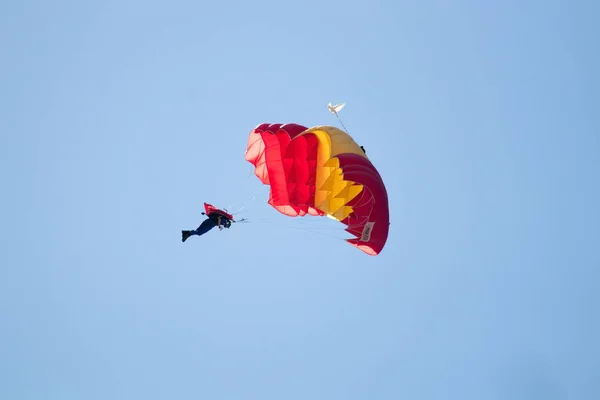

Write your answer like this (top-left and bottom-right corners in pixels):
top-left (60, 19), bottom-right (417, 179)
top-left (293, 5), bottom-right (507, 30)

top-left (1, 0), bottom-right (599, 399)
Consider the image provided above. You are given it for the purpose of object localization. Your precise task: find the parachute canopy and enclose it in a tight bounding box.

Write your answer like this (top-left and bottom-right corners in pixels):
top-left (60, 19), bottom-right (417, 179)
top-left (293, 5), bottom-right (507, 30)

top-left (245, 123), bottom-right (389, 256)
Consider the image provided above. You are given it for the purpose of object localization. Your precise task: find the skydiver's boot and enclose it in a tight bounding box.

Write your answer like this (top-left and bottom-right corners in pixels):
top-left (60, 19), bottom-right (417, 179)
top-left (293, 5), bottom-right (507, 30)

top-left (182, 230), bottom-right (191, 242)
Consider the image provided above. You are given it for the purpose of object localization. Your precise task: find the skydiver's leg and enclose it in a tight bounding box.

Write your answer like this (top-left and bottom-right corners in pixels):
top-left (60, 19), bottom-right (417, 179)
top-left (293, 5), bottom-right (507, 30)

top-left (190, 218), bottom-right (218, 237)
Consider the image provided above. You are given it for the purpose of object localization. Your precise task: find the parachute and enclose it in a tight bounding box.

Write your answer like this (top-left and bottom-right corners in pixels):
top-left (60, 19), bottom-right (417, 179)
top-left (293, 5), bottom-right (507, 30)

top-left (244, 122), bottom-right (389, 256)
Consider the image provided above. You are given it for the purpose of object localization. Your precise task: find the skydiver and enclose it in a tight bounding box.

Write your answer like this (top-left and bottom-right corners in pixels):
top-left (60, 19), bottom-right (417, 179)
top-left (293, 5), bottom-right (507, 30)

top-left (360, 145), bottom-right (366, 154)
top-left (182, 211), bottom-right (233, 242)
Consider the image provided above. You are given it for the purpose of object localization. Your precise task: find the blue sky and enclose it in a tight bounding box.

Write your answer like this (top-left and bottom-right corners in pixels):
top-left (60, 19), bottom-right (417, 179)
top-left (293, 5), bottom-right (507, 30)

top-left (1, 0), bottom-right (599, 399)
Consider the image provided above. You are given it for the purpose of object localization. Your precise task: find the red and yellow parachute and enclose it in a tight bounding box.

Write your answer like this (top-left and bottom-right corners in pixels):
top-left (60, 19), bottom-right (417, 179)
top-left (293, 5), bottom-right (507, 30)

top-left (244, 122), bottom-right (389, 256)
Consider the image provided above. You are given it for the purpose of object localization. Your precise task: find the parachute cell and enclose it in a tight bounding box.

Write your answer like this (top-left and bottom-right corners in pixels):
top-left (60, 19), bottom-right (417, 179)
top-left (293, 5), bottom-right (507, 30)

top-left (245, 123), bottom-right (389, 256)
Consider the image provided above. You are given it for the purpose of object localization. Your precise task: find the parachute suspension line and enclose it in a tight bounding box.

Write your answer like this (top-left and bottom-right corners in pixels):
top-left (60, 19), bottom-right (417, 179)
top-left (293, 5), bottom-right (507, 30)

top-left (224, 172), bottom-right (265, 220)
top-left (246, 218), bottom-right (347, 241)
top-left (335, 112), bottom-right (350, 134)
